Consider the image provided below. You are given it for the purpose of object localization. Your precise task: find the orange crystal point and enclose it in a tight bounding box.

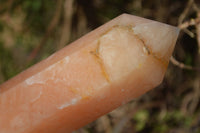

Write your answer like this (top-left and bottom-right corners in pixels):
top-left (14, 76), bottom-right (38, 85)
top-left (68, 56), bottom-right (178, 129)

top-left (0, 14), bottom-right (179, 133)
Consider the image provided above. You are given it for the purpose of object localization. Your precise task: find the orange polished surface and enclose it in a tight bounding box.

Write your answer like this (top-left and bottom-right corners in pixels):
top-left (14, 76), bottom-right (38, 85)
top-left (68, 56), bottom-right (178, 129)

top-left (0, 14), bottom-right (179, 133)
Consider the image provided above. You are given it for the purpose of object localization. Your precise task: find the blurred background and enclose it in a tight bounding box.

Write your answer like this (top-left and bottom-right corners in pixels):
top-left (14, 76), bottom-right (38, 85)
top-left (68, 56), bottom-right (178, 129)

top-left (0, 0), bottom-right (200, 133)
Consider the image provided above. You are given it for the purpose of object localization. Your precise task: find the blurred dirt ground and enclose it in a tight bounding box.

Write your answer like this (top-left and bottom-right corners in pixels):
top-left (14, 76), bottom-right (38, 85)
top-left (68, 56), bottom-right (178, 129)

top-left (0, 0), bottom-right (200, 133)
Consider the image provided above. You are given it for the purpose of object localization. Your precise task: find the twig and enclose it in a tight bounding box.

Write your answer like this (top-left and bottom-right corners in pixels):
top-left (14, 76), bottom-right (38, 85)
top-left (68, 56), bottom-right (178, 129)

top-left (191, 10), bottom-right (200, 115)
top-left (183, 28), bottom-right (195, 38)
top-left (178, 0), bottom-right (194, 25)
top-left (181, 80), bottom-right (200, 114)
top-left (177, 0), bottom-right (198, 38)
top-left (57, 0), bottom-right (74, 49)
top-left (178, 18), bottom-right (199, 29)
top-left (195, 12), bottom-right (200, 53)
top-left (193, 2), bottom-right (200, 12)
top-left (170, 56), bottom-right (193, 70)
top-left (190, 78), bottom-right (200, 113)
top-left (76, 7), bottom-right (88, 38)
top-left (28, 0), bottom-right (63, 61)
top-left (181, 92), bottom-right (194, 114)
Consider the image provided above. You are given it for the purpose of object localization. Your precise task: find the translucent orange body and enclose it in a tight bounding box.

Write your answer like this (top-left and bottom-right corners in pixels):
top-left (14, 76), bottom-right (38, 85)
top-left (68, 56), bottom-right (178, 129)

top-left (0, 14), bottom-right (179, 133)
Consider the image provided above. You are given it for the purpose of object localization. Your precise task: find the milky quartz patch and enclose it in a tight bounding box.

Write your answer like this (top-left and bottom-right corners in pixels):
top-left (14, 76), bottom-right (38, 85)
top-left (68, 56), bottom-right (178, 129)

top-left (0, 14), bottom-right (179, 133)
top-left (133, 22), bottom-right (179, 60)
top-left (99, 26), bottom-right (147, 81)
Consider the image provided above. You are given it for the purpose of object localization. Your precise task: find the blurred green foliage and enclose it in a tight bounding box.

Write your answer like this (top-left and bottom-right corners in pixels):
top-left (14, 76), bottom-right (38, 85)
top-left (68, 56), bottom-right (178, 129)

top-left (133, 109), bottom-right (149, 131)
